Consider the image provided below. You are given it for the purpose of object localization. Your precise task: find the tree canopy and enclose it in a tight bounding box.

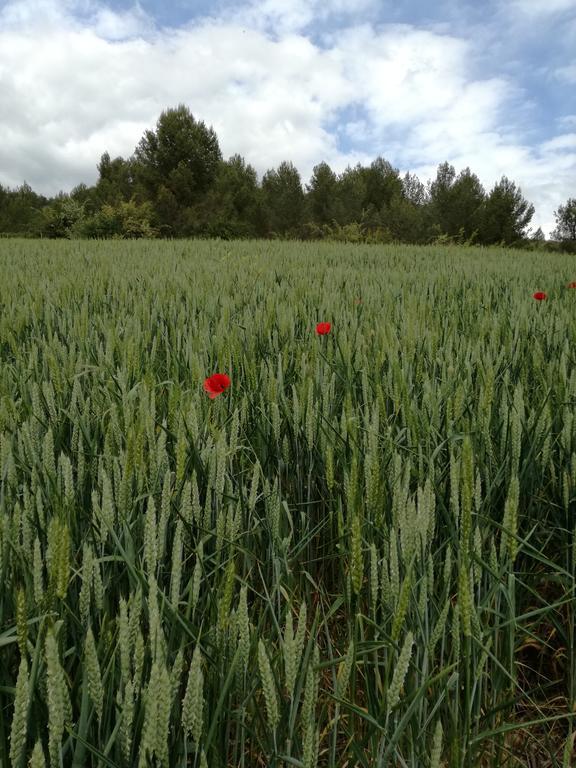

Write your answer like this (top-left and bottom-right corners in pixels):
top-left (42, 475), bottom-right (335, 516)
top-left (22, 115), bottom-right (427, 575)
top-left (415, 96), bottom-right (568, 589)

top-left (0, 104), bottom-right (572, 251)
top-left (552, 198), bottom-right (576, 242)
top-left (133, 104), bottom-right (222, 206)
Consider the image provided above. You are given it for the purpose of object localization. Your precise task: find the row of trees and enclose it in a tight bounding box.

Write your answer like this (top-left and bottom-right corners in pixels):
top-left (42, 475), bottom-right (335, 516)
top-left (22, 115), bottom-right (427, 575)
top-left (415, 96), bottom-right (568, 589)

top-left (1, 104), bottom-right (575, 249)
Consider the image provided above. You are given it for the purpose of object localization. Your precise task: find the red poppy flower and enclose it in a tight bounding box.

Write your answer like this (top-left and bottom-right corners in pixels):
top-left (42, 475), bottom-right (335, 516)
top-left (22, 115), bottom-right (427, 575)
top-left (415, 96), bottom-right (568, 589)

top-left (203, 373), bottom-right (231, 399)
top-left (568, 282), bottom-right (576, 289)
top-left (316, 322), bottom-right (331, 335)
top-left (532, 292), bottom-right (547, 301)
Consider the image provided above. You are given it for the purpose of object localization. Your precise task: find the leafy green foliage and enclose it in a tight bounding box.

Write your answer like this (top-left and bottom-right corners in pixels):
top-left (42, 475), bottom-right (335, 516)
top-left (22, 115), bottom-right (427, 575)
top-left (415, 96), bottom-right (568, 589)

top-left (480, 176), bottom-right (535, 245)
top-left (40, 195), bottom-right (85, 238)
top-left (133, 104), bottom-right (222, 207)
top-left (0, 182), bottom-right (46, 236)
top-left (306, 161), bottom-right (340, 226)
top-left (552, 197), bottom-right (576, 242)
top-left (0, 105), bottom-right (568, 252)
top-left (262, 160), bottom-right (305, 236)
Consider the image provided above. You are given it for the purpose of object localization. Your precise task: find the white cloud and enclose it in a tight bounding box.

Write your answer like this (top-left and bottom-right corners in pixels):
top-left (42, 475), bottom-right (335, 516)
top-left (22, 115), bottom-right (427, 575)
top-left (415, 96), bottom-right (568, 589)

top-left (92, 5), bottom-right (154, 39)
top-left (0, 0), bottom-right (154, 35)
top-left (556, 63), bottom-right (576, 82)
top-left (510, 0), bottom-right (576, 16)
top-left (0, 0), bottom-right (573, 235)
top-left (228, 0), bottom-right (380, 34)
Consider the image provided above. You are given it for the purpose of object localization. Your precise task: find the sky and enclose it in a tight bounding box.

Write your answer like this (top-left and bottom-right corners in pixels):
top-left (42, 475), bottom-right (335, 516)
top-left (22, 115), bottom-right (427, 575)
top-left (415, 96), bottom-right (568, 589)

top-left (0, 0), bottom-right (574, 236)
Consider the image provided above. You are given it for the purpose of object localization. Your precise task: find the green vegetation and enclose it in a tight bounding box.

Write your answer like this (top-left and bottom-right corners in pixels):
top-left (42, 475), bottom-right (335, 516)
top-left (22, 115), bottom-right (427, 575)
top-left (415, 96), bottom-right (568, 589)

top-left (0, 238), bottom-right (575, 767)
top-left (552, 199), bottom-right (576, 244)
top-left (1, 104), bottom-right (574, 250)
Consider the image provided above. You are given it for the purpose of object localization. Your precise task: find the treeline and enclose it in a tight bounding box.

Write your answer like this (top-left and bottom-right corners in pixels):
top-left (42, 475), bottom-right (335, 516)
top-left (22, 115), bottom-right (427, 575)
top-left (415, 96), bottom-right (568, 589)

top-left (1, 104), bottom-right (575, 250)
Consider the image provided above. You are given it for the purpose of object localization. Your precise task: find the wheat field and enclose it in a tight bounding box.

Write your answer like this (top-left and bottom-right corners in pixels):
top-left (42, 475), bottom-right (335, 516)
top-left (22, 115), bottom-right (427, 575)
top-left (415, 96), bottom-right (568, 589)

top-left (0, 238), bottom-right (574, 767)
